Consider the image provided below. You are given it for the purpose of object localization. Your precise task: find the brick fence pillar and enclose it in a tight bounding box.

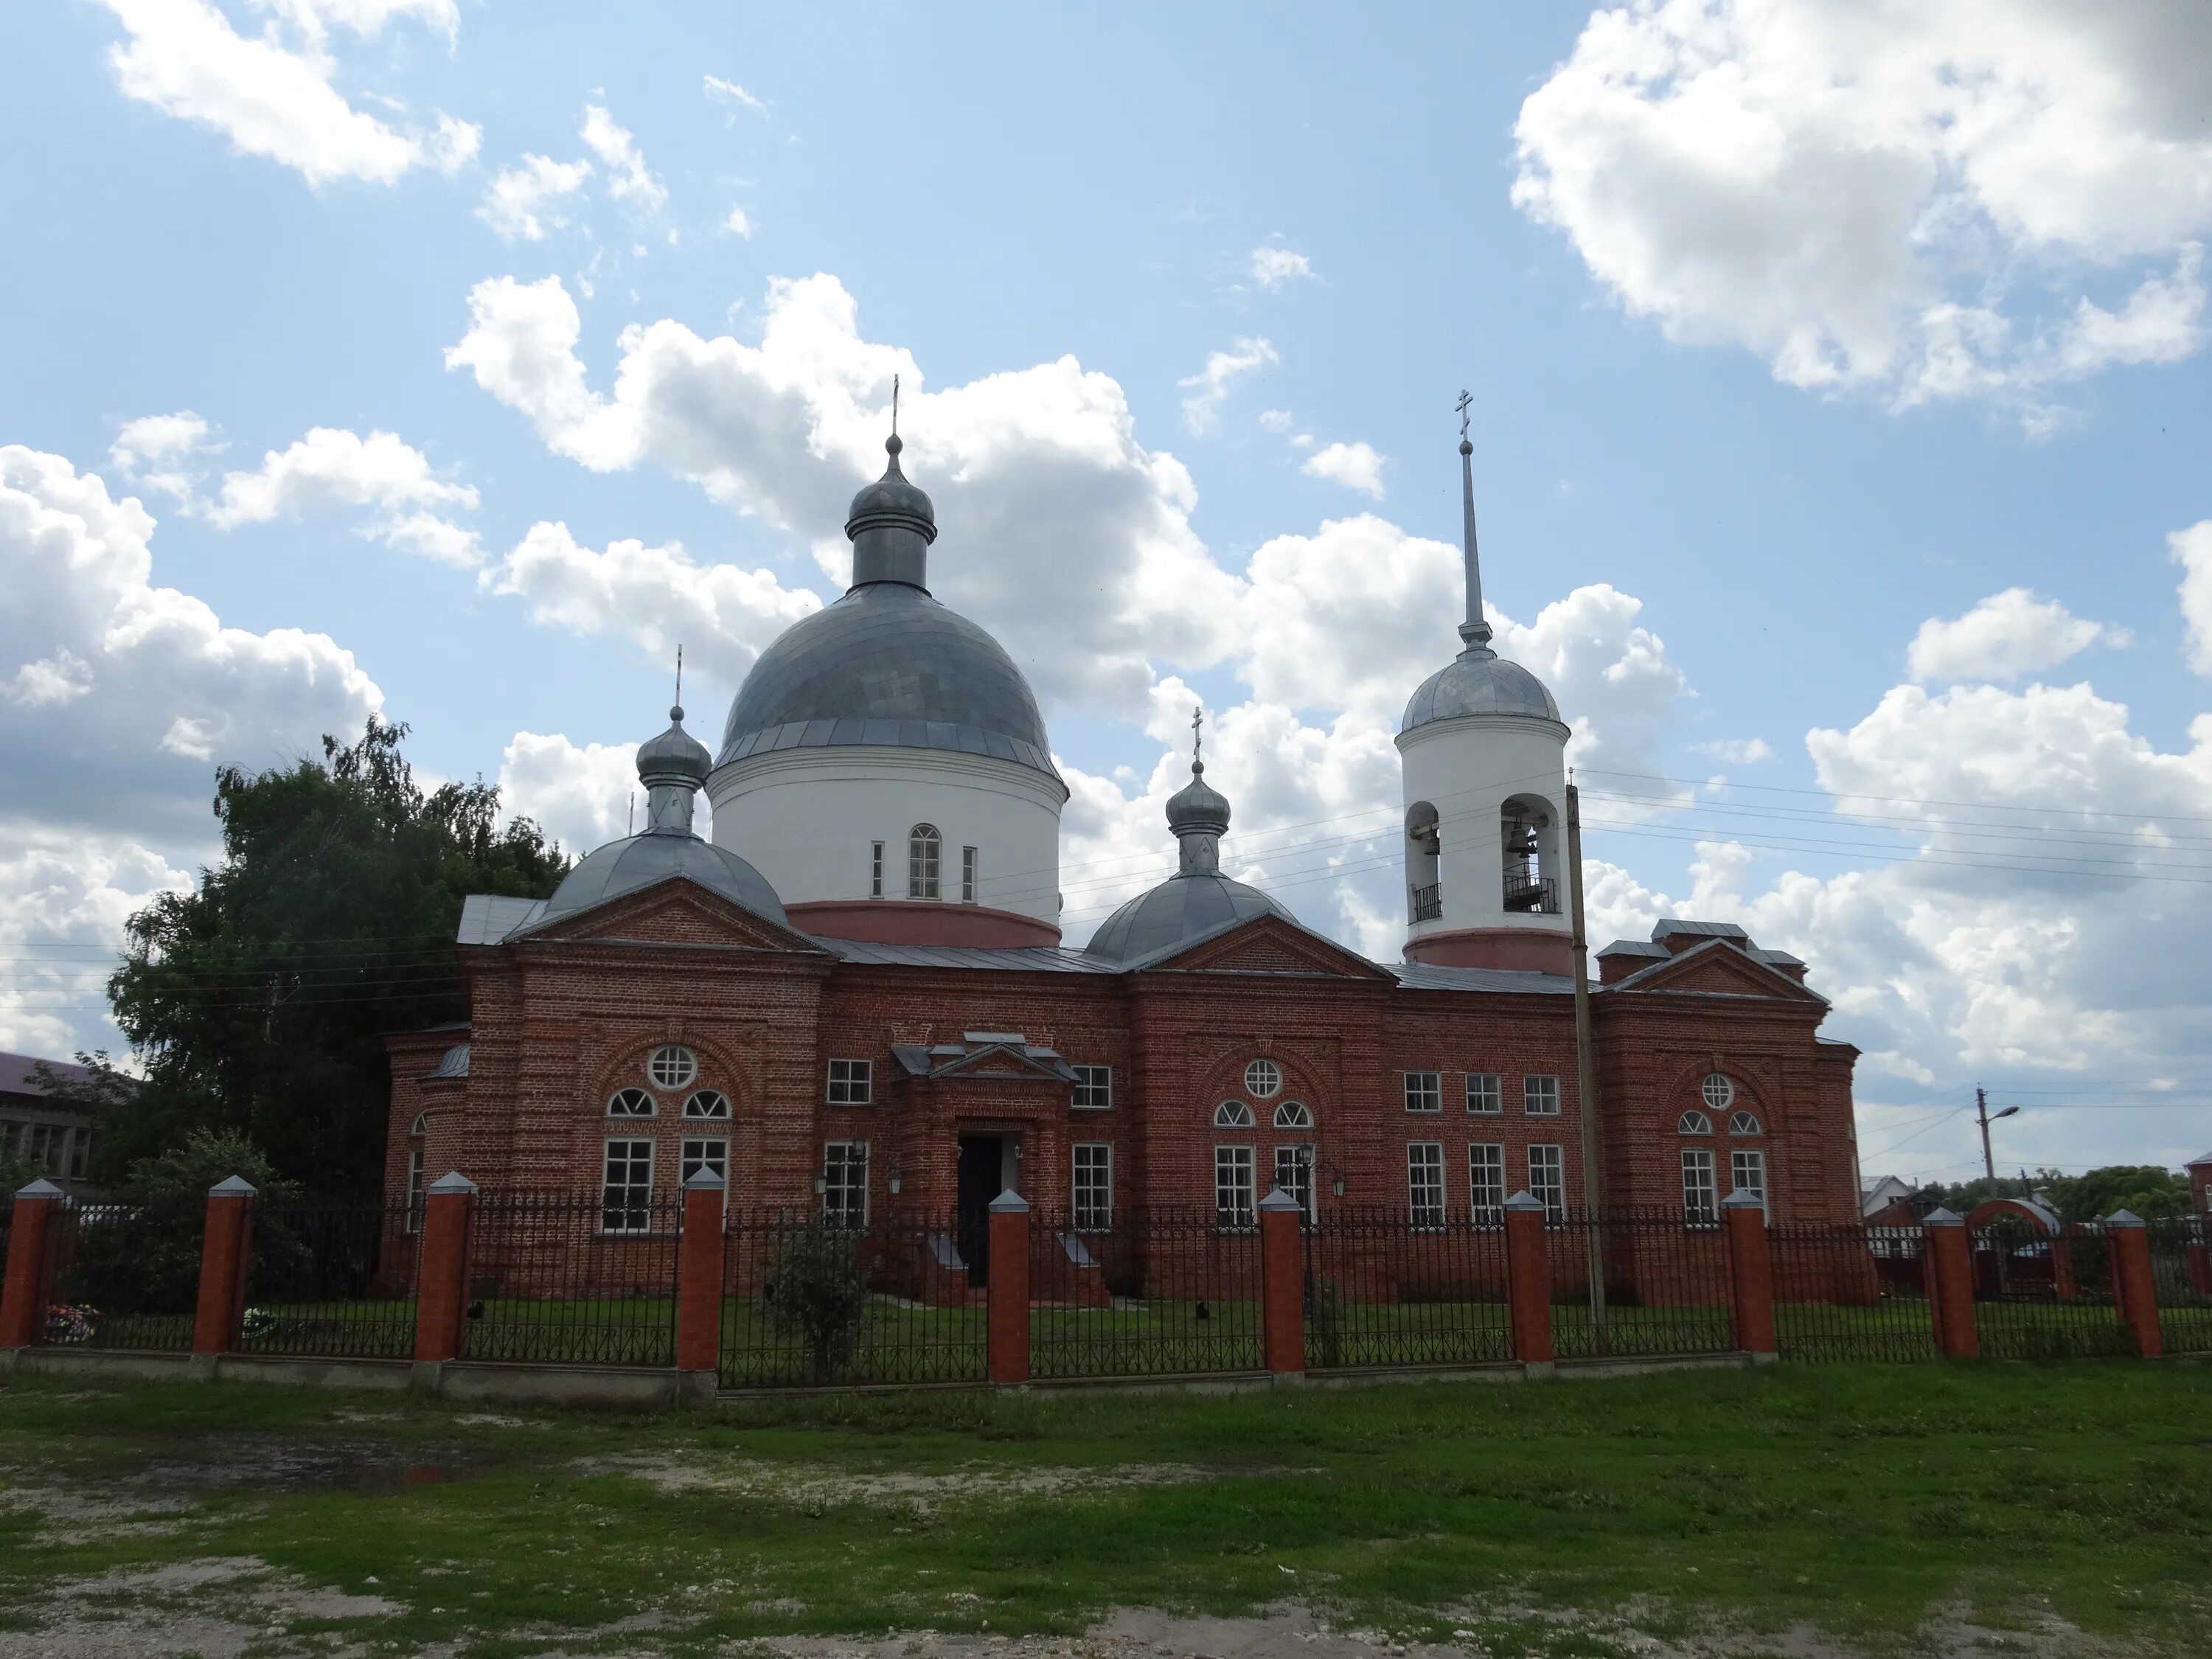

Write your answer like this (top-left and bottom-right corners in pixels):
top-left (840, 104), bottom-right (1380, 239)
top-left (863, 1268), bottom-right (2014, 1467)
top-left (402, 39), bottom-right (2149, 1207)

top-left (192, 1175), bottom-right (257, 1358)
top-left (1503, 1192), bottom-right (1554, 1368)
top-left (1258, 1187), bottom-right (1305, 1378)
top-left (413, 1172), bottom-right (477, 1369)
top-left (675, 1169), bottom-right (727, 1399)
top-left (2105, 1209), bottom-right (2162, 1360)
top-left (986, 1189), bottom-right (1031, 1385)
top-left (1722, 1190), bottom-right (1776, 1359)
top-left (2189, 1237), bottom-right (2212, 1298)
top-left (0, 1179), bottom-right (66, 1351)
top-left (1922, 1207), bottom-right (1977, 1360)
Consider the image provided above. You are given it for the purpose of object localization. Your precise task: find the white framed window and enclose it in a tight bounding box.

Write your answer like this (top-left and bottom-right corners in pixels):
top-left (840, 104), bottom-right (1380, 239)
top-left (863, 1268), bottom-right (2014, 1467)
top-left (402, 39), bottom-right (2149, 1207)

top-left (1404, 1071), bottom-right (1442, 1113)
top-left (1528, 1144), bottom-right (1566, 1222)
top-left (647, 1045), bottom-right (698, 1090)
top-left (1214, 1100), bottom-right (1256, 1128)
top-left (1682, 1148), bottom-right (1717, 1223)
top-left (602, 1138), bottom-right (655, 1234)
top-left (1408, 1142), bottom-right (1447, 1227)
top-left (908, 824), bottom-right (942, 900)
top-left (827, 1058), bottom-right (872, 1105)
top-left (1273, 1144), bottom-right (1316, 1220)
top-left (608, 1088), bottom-right (655, 1118)
top-left (69, 1128), bottom-right (88, 1180)
top-left (1214, 1144), bottom-right (1256, 1228)
top-left (1469, 1142), bottom-right (1505, 1222)
top-left (870, 841), bottom-right (884, 899)
top-left (1732, 1148), bottom-right (1768, 1214)
top-left (1244, 1059), bottom-right (1282, 1098)
top-left (1073, 1142), bottom-right (1112, 1231)
top-left (961, 845), bottom-right (978, 904)
top-left (684, 1089), bottom-right (731, 1119)
top-left (1728, 1110), bottom-right (1764, 1136)
top-left (823, 1141), bottom-right (869, 1228)
top-left (1523, 1075), bottom-right (1561, 1116)
top-left (682, 1138), bottom-right (728, 1186)
top-left (1071, 1064), bottom-right (1113, 1110)
top-left (405, 1148), bottom-right (425, 1234)
top-left (1273, 1099), bottom-right (1312, 1130)
top-left (1702, 1073), bottom-right (1735, 1111)
top-left (1678, 1109), bottom-right (1713, 1135)
top-left (1466, 1073), bottom-right (1502, 1115)
top-left (409, 1113), bottom-right (428, 1136)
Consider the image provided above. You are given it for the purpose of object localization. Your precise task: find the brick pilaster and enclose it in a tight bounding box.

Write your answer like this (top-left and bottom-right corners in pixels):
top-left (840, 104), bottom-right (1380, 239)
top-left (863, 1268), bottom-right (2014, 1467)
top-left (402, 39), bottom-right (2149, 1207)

top-left (1922, 1208), bottom-right (1977, 1360)
top-left (1722, 1189), bottom-right (1775, 1356)
top-left (676, 1170), bottom-right (727, 1380)
top-left (192, 1176), bottom-right (257, 1356)
top-left (2105, 1210), bottom-right (2161, 1360)
top-left (413, 1172), bottom-right (477, 1365)
top-left (1503, 1192), bottom-right (1554, 1366)
top-left (986, 1189), bottom-right (1030, 1385)
top-left (0, 1180), bottom-right (65, 1349)
top-left (1258, 1187), bottom-right (1305, 1377)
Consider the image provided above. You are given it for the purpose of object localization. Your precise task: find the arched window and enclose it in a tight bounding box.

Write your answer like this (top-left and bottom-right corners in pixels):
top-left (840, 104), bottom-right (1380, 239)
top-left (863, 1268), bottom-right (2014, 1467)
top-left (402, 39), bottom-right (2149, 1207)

top-left (1214, 1100), bottom-right (1256, 1128)
top-left (1729, 1110), bottom-right (1764, 1136)
top-left (908, 824), bottom-right (942, 899)
top-left (1405, 801), bottom-right (1441, 922)
top-left (1500, 795), bottom-right (1561, 914)
top-left (647, 1046), bottom-right (697, 1090)
top-left (1702, 1074), bottom-right (1735, 1110)
top-left (1677, 1109), bottom-right (1712, 1135)
top-left (608, 1088), bottom-right (655, 1118)
top-left (1244, 1059), bottom-right (1281, 1098)
top-left (408, 1113), bottom-right (427, 1136)
top-left (1273, 1100), bottom-right (1312, 1130)
top-left (684, 1090), bottom-right (731, 1120)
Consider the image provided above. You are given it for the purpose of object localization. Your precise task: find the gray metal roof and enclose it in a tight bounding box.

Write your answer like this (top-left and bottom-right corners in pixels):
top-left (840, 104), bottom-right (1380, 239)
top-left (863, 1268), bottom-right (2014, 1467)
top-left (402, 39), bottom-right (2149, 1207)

top-left (432, 1043), bottom-right (470, 1079)
top-left (717, 582), bottom-right (1057, 779)
top-left (1753, 948), bottom-right (1806, 967)
top-left (824, 939), bottom-right (1110, 973)
top-left (1082, 874), bottom-right (1295, 967)
top-left (1653, 918), bottom-right (1750, 941)
top-left (1388, 961), bottom-right (1576, 995)
top-left (1596, 939), bottom-right (1669, 959)
top-left (518, 833), bottom-right (788, 933)
top-left (1402, 649), bottom-right (1562, 731)
top-left (458, 894), bottom-right (547, 945)
top-left (2186, 1150), bottom-right (2212, 1166)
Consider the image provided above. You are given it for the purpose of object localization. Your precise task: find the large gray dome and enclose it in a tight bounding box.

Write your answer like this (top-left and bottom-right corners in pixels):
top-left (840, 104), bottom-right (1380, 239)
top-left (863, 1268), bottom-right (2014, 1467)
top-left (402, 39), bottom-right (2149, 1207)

top-left (717, 582), bottom-right (1057, 777)
top-left (535, 834), bottom-right (787, 929)
top-left (1401, 649), bottom-right (1562, 731)
top-left (1083, 874), bottom-right (1293, 967)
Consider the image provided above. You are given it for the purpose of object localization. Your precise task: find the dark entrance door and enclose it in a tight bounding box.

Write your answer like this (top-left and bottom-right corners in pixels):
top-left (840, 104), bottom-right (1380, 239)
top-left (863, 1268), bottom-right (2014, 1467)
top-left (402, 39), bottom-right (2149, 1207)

top-left (956, 1135), bottom-right (1001, 1287)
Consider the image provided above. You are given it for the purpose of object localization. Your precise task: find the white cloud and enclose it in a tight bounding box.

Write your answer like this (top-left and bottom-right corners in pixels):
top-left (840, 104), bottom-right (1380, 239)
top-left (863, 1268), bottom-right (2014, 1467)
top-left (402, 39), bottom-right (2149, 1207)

top-left (496, 730), bottom-right (662, 855)
top-left (1249, 246), bottom-right (1316, 290)
top-left (97, 0), bottom-right (476, 187)
top-left (109, 410), bottom-right (215, 505)
top-left (1177, 337), bottom-right (1277, 434)
top-left (580, 103), bottom-right (666, 215)
top-left (1907, 588), bottom-right (2129, 684)
top-left (1300, 440), bottom-right (1386, 499)
top-left (1256, 408), bottom-right (1294, 434)
top-left (6, 650), bottom-right (97, 710)
top-left (1694, 737), bottom-right (1775, 765)
top-left (722, 206), bottom-right (754, 238)
top-left (703, 75), bottom-right (767, 117)
top-left (478, 154), bottom-right (593, 242)
top-left (1513, 1), bottom-right (2212, 418)
top-left (204, 426), bottom-right (480, 564)
top-left (2171, 521), bottom-right (2212, 678)
top-left (0, 828), bottom-right (193, 1057)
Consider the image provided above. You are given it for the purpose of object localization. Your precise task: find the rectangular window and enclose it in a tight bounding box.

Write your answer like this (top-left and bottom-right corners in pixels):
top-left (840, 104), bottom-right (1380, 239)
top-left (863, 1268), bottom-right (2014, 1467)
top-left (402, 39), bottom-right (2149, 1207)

top-left (1528, 1143), bottom-right (1566, 1222)
top-left (1071, 1063), bottom-right (1113, 1110)
top-left (405, 1148), bottom-right (425, 1234)
top-left (1403, 1071), bottom-right (1442, 1113)
top-left (1731, 1148), bottom-right (1768, 1216)
top-left (1468, 1142), bottom-right (1506, 1222)
top-left (827, 1057), bottom-right (872, 1105)
top-left (823, 1141), bottom-right (870, 1228)
top-left (1466, 1073), bottom-right (1502, 1115)
top-left (68, 1127), bottom-right (89, 1179)
top-left (681, 1138), bottom-right (728, 1186)
top-left (1274, 1144), bottom-right (1316, 1220)
top-left (909, 832), bottom-right (940, 900)
top-left (1073, 1142), bottom-right (1113, 1231)
top-left (1681, 1148), bottom-right (1717, 1224)
top-left (601, 1138), bottom-right (654, 1234)
top-left (1523, 1075), bottom-right (1562, 1116)
top-left (1214, 1144), bottom-right (1256, 1228)
top-left (1408, 1141), bottom-right (1446, 1227)
top-left (870, 841), bottom-right (884, 898)
top-left (961, 845), bottom-right (978, 904)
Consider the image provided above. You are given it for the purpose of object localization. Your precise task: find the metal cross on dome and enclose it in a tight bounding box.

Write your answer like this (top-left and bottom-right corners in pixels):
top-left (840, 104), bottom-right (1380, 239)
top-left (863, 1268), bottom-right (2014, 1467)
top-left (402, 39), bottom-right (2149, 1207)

top-left (1456, 388), bottom-right (1472, 439)
top-left (1192, 704), bottom-right (1204, 767)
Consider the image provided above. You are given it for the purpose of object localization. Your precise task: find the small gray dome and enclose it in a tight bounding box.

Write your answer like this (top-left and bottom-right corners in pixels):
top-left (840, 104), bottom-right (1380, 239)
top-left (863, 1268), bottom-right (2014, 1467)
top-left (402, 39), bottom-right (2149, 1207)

top-left (1083, 874), bottom-right (1293, 966)
top-left (537, 834), bottom-right (787, 928)
top-left (1401, 648), bottom-right (1562, 731)
top-left (1166, 762), bottom-right (1230, 838)
top-left (844, 435), bottom-right (936, 543)
top-left (636, 705), bottom-right (711, 785)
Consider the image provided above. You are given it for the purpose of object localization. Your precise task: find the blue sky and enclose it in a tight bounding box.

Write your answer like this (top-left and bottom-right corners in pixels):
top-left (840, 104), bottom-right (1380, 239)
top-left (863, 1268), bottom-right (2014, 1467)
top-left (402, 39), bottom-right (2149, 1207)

top-left (4, 1), bottom-right (2210, 1184)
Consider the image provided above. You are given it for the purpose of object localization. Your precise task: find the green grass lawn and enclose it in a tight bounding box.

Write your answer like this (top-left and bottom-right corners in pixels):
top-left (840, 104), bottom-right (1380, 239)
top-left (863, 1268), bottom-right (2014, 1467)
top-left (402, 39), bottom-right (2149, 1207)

top-left (1, 1361), bottom-right (2208, 1657)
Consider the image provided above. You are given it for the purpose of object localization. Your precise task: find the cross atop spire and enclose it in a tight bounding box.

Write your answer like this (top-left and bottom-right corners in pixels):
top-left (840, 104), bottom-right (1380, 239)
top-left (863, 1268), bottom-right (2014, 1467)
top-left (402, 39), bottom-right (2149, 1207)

top-left (891, 372), bottom-right (900, 440)
top-left (673, 643), bottom-right (684, 718)
top-left (1455, 388), bottom-right (1472, 442)
top-left (1455, 389), bottom-right (1493, 658)
top-left (1192, 703), bottom-right (1204, 771)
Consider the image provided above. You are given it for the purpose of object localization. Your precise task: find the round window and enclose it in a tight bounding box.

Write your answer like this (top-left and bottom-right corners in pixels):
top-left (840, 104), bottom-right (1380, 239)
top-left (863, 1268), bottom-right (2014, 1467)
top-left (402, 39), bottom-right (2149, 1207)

top-left (1244, 1059), bottom-right (1282, 1099)
top-left (648, 1045), bottom-right (698, 1090)
top-left (1700, 1073), bottom-right (1734, 1111)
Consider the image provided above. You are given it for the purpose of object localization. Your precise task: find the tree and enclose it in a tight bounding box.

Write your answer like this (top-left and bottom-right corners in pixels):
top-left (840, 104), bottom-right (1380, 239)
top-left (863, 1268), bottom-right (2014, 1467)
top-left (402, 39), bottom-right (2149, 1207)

top-left (1921, 1165), bottom-right (2193, 1225)
top-left (100, 719), bottom-right (567, 1195)
top-left (766, 1222), bottom-right (875, 1381)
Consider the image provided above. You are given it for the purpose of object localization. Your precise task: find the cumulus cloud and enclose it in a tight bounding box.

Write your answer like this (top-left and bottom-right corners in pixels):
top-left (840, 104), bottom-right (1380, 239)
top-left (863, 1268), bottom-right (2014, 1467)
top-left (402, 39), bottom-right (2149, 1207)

top-left (580, 104), bottom-right (666, 214)
top-left (2172, 521), bottom-right (2212, 678)
top-left (1513, 1), bottom-right (2212, 419)
top-left (206, 426), bottom-right (481, 564)
top-left (1694, 737), bottom-right (1775, 765)
top-left (1907, 588), bottom-right (2129, 684)
top-left (1178, 337), bottom-right (1277, 434)
top-left (109, 410), bottom-right (215, 505)
top-left (496, 730), bottom-right (658, 854)
top-left (1300, 440), bottom-right (1386, 498)
top-left (1249, 246), bottom-right (1316, 290)
top-left (478, 154), bottom-right (593, 241)
top-left (97, 0), bottom-right (478, 187)
top-left (0, 829), bottom-right (194, 1056)
top-left (722, 206), bottom-right (753, 238)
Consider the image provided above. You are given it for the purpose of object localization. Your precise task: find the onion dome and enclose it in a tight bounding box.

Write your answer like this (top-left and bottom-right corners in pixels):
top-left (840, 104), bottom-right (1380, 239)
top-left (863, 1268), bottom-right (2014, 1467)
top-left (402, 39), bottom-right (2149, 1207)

top-left (1084, 757), bottom-right (1293, 965)
top-left (844, 433), bottom-right (936, 560)
top-left (636, 703), bottom-right (712, 787)
top-left (1166, 759), bottom-right (1231, 873)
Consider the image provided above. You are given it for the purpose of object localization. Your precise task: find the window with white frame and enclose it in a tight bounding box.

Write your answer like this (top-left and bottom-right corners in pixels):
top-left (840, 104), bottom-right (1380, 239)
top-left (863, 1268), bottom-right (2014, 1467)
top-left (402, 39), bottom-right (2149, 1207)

top-left (908, 824), bottom-right (942, 899)
top-left (406, 1148), bottom-right (425, 1234)
top-left (1678, 1109), bottom-right (1712, 1135)
top-left (1528, 1143), bottom-right (1566, 1222)
top-left (1408, 1141), bottom-right (1447, 1227)
top-left (608, 1088), bottom-right (655, 1118)
top-left (69, 1128), bottom-right (88, 1178)
top-left (1732, 1148), bottom-right (1768, 1214)
top-left (961, 845), bottom-right (978, 904)
top-left (1466, 1073), bottom-right (1502, 1115)
top-left (1274, 1144), bottom-right (1315, 1220)
top-left (1073, 1142), bottom-right (1112, 1230)
top-left (602, 1138), bottom-right (654, 1233)
top-left (1072, 1064), bottom-right (1112, 1110)
top-left (1214, 1099), bottom-right (1256, 1128)
top-left (1273, 1099), bottom-right (1312, 1130)
top-left (1469, 1142), bottom-right (1506, 1222)
top-left (870, 841), bottom-right (885, 898)
top-left (1681, 1147), bottom-right (1717, 1222)
top-left (823, 1141), bottom-right (869, 1227)
top-left (1404, 1071), bottom-right (1442, 1113)
top-left (681, 1138), bottom-right (728, 1186)
top-left (1523, 1075), bottom-right (1561, 1116)
top-left (1214, 1144), bottom-right (1256, 1228)
top-left (409, 1113), bottom-right (427, 1136)
top-left (1702, 1073), bottom-right (1735, 1111)
top-left (1728, 1110), bottom-right (1764, 1136)
top-left (648, 1045), bottom-right (698, 1090)
top-left (684, 1089), bottom-right (731, 1119)
top-left (1244, 1059), bottom-right (1282, 1098)
top-left (827, 1058), bottom-right (872, 1105)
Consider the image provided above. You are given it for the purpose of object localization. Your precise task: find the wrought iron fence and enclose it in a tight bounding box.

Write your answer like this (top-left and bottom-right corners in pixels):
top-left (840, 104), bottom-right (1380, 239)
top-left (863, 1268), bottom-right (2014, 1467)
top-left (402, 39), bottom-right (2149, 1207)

top-left (2145, 1216), bottom-right (2212, 1356)
top-left (1969, 1216), bottom-right (2135, 1359)
top-left (459, 1192), bottom-right (681, 1367)
top-left (43, 1201), bottom-right (198, 1352)
top-left (1548, 1208), bottom-right (1736, 1359)
top-left (1300, 1208), bottom-right (1512, 1370)
top-left (239, 1200), bottom-right (420, 1360)
top-left (1769, 1224), bottom-right (1936, 1363)
top-left (718, 1210), bottom-right (986, 1388)
top-left (1029, 1208), bottom-right (1264, 1378)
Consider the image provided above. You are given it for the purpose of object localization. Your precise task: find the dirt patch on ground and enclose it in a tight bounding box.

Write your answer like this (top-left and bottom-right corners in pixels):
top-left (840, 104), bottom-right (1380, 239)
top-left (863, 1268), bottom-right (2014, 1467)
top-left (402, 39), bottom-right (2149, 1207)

top-left (0, 1553), bottom-right (403, 1659)
top-left (574, 1453), bottom-right (1224, 1514)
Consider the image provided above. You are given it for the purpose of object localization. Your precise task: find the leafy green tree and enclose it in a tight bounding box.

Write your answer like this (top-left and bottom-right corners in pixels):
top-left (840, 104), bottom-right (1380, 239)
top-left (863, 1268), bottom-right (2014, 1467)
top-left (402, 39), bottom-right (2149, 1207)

top-left (100, 719), bottom-right (566, 1195)
top-left (766, 1222), bottom-right (875, 1381)
top-left (1921, 1166), bottom-right (2193, 1224)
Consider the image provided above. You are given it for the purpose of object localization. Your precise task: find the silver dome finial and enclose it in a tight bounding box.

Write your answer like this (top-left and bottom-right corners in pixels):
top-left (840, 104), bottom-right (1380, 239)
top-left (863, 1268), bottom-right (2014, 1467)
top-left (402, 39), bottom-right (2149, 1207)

top-left (1191, 703), bottom-right (1204, 773)
top-left (1455, 389), bottom-right (1492, 658)
top-left (672, 642), bottom-right (684, 723)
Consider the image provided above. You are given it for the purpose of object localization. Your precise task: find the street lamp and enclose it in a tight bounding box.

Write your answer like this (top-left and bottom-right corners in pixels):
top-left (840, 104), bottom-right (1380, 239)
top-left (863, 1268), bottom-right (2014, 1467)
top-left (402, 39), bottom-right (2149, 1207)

top-left (1977, 1088), bottom-right (2020, 1183)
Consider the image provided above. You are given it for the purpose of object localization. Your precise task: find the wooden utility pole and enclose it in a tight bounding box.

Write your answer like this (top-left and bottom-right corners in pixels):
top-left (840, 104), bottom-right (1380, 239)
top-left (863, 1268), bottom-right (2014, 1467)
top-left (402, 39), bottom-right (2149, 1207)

top-left (1566, 782), bottom-right (1606, 1338)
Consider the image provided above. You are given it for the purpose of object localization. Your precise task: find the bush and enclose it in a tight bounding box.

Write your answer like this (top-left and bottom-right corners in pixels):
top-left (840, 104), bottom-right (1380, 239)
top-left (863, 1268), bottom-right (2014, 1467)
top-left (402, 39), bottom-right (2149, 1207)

top-left (767, 1222), bottom-right (874, 1381)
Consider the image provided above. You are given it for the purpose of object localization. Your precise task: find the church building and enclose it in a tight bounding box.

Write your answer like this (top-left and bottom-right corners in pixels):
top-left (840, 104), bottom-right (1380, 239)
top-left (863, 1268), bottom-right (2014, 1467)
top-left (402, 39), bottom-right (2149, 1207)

top-left (386, 422), bottom-right (1863, 1264)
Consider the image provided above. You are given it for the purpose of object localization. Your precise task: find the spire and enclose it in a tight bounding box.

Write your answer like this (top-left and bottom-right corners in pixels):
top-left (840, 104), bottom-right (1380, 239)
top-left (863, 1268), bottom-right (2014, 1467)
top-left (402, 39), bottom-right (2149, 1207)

top-left (1166, 704), bottom-right (1231, 877)
top-left (844, 375), bottom-right (937, 591)
top-left (1455, 389), bottom-right (1493, 658)
top-left (635, 690), bottom-right (712, 837)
